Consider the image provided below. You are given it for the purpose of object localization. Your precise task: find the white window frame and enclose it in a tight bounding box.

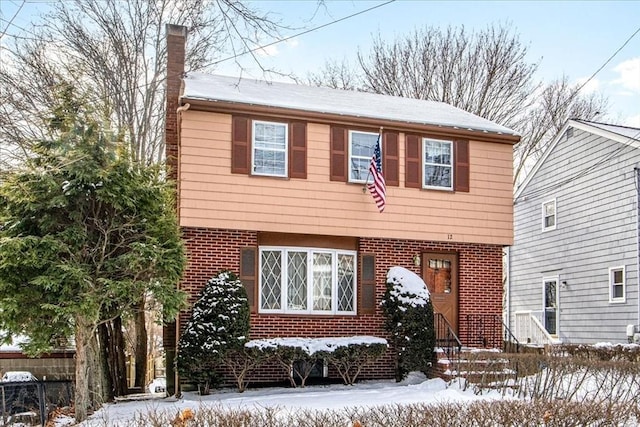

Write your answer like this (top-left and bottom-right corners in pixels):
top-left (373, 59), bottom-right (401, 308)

top-left (348, 130), bottom-right (380, 183)
top-left (252, 120), bottom-right (288, 177)
top-left (542, 276), bottom-right (559, 336)
top-left (258, 246), bottom-right (357, 315)
top-left (422, 138), bottom-right (453, 191)
top-left (609, 266), bottom-right (626, 303)
top-left (542, 199), bottom-right (557, 231)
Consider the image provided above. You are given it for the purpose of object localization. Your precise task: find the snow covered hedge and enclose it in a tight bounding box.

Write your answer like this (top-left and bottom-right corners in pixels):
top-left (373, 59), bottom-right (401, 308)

top-left (381, 266), bottom-right (436, 381)
top-left (246, 336), bottom-right (388, 387)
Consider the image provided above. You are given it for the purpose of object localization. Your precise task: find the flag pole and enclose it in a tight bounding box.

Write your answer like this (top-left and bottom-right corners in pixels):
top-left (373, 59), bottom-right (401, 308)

top-left (362, 127), bottom-right (384, 192)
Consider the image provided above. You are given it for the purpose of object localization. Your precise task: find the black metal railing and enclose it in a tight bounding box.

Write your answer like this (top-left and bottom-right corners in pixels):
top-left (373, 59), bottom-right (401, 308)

top-left (434, 312), bottom-right (462, 360)
top-left (1, 380), bottom-right (73, 427)
top-left (464, 314), bottom-right (520, 353)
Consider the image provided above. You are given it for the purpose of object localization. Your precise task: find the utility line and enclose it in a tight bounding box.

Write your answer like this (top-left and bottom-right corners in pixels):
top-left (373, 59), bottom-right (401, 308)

top-left (199, 0), bottom-right (397, 69)
top-left (0, 1), bottom-right (26, 38)
top-left (0, 1), bottom-right (397, 107)
top-left (515, 127), bottom-right (640, 203)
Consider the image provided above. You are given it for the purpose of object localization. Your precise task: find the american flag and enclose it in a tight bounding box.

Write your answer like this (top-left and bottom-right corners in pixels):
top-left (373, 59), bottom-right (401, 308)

top-left (367, 134), bottom-right (386, 212)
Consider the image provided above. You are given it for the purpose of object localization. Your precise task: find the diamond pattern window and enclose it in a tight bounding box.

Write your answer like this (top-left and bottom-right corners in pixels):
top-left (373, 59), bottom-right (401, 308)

top-left (259, 247), bottom-right (357, 314)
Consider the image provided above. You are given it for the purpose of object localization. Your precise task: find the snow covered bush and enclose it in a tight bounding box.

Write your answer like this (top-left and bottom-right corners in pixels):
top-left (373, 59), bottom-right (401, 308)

top-left (381, 266), bottom-right (435, 381)
top-left (176, 271), bottom-right (250, 394)
top-left (246, 336), bottom-right (388, 387)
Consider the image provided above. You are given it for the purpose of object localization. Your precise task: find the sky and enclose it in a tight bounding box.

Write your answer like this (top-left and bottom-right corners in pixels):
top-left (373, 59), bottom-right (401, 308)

top-left (229, 0), bottom-right (640, 127)
top-left (1, 0), bottom-right (638, 127)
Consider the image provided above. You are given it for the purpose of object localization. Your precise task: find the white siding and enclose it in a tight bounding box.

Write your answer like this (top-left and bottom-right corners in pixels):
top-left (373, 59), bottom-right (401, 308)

top-left (510, 128), bottom-right (639, 344)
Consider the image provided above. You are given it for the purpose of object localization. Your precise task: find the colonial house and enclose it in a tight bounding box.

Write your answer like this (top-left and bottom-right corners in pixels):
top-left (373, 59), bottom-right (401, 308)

top-left (163, 25), bottom-right (519, 391)
top-left (507, 119), bottom-right (640, 346)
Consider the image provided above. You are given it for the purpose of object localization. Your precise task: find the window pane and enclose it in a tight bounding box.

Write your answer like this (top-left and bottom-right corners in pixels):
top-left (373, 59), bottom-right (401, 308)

top-left (544, 202), bottom-right (555, 216)
top-left (351, 132), bottom-right (378, 156)
top-left (254, 122), bottom-right (286, 176)
top-left (425, 140), bottom-right (452, 165)
top-left (424, 165), bottom-right (452, 188)
top-left (261, 251), bottom-right (282, 310)
top-left (544, 215), bottom-right (555, 228)
top-left (544, 280), bottom-right (556, 308)
top-left (613, 269), bottom-right (623, 284)
top-left (337, 254), bottom-right (355, 312)
top-left (287, 252), bottom-right (307, 310)
top-left (613, 284), bottom-right (624, 299)
top-left (254, 149), bottom-right (285, 175)
top-left (350, 157), bottom-right (371, 181)
top-left (313, 253), bottom-right (333, 311)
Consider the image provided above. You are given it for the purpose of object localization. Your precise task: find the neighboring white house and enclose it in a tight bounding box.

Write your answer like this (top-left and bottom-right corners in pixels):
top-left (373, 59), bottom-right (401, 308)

top-left (507, 119), bottom-right (640, 346)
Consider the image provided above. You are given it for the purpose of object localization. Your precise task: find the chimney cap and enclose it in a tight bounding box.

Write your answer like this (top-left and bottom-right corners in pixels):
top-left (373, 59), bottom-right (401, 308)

top-left (166, 24), bottom-right (188, 37)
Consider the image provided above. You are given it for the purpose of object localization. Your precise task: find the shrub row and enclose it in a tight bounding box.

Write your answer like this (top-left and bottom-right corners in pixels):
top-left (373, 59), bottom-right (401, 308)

top-left (88, 398), bottom-right (640, 427)
top-left (455, 346), bottom-right (640, 405)
top-left (220, 337), bottom-right (388, 392)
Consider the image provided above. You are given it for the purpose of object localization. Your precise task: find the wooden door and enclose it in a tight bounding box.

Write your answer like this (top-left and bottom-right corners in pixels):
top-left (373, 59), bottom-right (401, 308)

top-left (422, 252), bottom-right (458, 333)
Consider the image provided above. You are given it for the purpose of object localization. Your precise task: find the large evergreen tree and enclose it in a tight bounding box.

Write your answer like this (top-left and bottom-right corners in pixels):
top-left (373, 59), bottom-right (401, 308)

top-left (0, 94), bottom-right (186, 422)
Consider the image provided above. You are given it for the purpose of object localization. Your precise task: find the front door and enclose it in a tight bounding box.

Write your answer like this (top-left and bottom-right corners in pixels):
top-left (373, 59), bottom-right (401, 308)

top-left (422, 252), bottom-right (458, 333)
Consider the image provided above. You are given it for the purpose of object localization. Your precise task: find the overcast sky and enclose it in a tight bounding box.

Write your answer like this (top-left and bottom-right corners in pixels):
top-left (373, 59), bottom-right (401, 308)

top-left (1, 0), bottom-right (638, 127)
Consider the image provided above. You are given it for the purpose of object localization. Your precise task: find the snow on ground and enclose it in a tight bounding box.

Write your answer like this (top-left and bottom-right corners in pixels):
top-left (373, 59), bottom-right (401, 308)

top-left (65, 373), bottom-right (507, 426)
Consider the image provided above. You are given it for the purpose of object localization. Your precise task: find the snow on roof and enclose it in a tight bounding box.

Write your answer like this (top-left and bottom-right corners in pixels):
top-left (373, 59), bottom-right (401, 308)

top-left (182, 73), bottom-right (518, 136)
top-left (246, 336), bottom-right (387, 355)
top-left (386, 266), bottom-right (430, 306)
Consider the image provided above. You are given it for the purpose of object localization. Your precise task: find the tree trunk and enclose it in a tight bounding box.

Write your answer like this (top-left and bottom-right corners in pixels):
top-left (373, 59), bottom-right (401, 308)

top-left (98, 324), bottom-right (115, 401)
top-left (100, 318), bottom-right (129, 396)
top-left (112, 316), bottom-right (128, 395)
top-left (134, 299), bottom-right (148, 388)
top-left (74, 316), bottom-right (92, 422)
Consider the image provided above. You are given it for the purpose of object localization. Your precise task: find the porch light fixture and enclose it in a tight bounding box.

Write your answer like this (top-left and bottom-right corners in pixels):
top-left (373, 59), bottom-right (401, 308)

top-left (413, 254), bottom-right (421, 267)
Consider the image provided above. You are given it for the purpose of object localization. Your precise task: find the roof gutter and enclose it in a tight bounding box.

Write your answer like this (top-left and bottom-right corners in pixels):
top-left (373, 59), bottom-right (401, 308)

top-left (181, 97), bottom-right (521, 145)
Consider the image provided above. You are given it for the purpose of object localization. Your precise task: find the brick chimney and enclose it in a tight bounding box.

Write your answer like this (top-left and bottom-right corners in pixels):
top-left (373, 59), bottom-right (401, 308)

top-left (163, 23), bottom-right (187, 397)
top-left (165, 24), bottom-right (187, 182)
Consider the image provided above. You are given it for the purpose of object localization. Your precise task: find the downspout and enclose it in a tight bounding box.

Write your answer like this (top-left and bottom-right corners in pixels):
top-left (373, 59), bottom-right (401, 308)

top-left (173, 102), bottom-right (190, 397)
top-left (504, 246), bottom-right (510, 330)
top-left (635, 166), bottom-right (639, 327)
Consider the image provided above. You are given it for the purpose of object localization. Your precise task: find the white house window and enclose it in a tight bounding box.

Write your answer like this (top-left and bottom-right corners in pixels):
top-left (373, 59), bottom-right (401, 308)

top-left (259, 247), bottom-right (357, 315)
top-left (349, 130), bottom-right (379, 183)
top-left (423, 138), bottom-right (452, 190)
top-left (542, 199), bottom-right (556, 231)
top-left (252, 120), bottom-right (288, 177)
top-left (609, 266), bottom-right (626, 303)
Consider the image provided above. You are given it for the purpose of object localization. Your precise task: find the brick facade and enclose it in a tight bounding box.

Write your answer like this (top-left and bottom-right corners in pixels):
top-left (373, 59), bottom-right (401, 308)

top-left (176, 227), bottom-right (504, 384)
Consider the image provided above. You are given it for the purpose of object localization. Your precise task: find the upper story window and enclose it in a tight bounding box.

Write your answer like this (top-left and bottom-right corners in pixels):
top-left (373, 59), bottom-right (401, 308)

top-left (609, 266), bottom-right (626, 303)
top-left (348, 130), bottom-right (380, 183)
top-left (252, 120), bottom-right (288, 177)
top-left (542, 199), bottom-right (556, 231)
top-left (259, 246), bottom-right (356, 315)
top-left (423, 138), bottom-right (453, 190)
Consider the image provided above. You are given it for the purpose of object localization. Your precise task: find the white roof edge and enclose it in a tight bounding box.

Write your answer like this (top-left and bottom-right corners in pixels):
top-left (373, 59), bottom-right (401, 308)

top-left (572, 119), bottom-right (640, 145)
top-left (514, 119), bottom-right (640, 200)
